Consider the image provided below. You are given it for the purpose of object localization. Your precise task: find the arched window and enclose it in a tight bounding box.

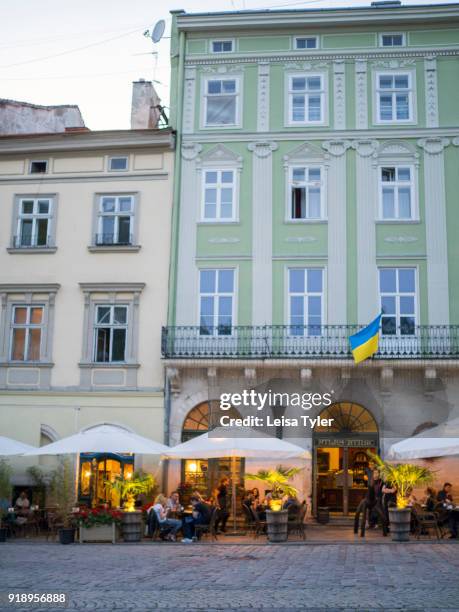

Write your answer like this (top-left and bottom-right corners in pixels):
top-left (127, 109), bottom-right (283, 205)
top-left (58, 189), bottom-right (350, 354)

top-left (314, 402), bottom-right (378, 434)
top-left (182, 401), bottom-right (241, 442)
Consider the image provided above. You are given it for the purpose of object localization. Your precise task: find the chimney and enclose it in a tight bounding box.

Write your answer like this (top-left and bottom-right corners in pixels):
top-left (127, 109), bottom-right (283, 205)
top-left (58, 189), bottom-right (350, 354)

top-left (130, 79), bottom-right (161, 129)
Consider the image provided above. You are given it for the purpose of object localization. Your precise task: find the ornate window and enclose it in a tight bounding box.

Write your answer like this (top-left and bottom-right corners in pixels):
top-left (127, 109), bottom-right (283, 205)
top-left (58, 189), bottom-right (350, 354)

top-left (314, 403), bottom-right (378, 434)
top-left (375, 72), bottom-right (414, 123)
top-left (203, 77), bottom-right (241, 127)
top-left (287, 73), bottom-right (327, 125)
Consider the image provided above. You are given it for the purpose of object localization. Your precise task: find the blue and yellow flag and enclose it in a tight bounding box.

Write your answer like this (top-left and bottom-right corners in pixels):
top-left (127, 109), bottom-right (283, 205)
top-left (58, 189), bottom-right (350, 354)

top-left (349, 314), bottom-right (381, 364)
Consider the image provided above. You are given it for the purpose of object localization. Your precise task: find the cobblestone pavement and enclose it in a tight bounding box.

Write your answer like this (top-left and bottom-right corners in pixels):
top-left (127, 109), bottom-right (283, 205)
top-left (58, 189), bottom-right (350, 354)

top-left (1, 542), bottom-right (459, 612)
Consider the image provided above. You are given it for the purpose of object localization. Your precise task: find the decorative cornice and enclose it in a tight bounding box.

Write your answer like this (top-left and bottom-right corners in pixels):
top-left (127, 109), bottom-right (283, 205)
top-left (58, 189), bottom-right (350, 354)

top-left (417, 137), bottom-right (450, 154)
top-left (197, 143), bottom-right (243, 166)
top-left (0, 283), bottom-right (60, 294)
top-left (352, 139), bottom-right (379, 158)
top-left (285, 61), bottom-right (329, 71)
top-left (371, 58), bottom-right (416, 69)
top-left (283, 141), bottom-right (326, 164)
top-left (185, 49), bottom-right (459, 67)
top-left (322, 140), bottom-right (352, 157)
top-left (248, 141), bottom-right (278, 158)
top-left (201, 64), bottom-right (245, 74)
top-left (79, 283), bottom-right (145, 293)
top-left (181, 142), bottom-right (202, 161)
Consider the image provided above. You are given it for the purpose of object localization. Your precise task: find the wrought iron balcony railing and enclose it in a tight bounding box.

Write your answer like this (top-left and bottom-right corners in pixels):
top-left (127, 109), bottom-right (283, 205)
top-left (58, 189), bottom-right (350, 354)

top-left (161, 325), bottom-right (459, 360)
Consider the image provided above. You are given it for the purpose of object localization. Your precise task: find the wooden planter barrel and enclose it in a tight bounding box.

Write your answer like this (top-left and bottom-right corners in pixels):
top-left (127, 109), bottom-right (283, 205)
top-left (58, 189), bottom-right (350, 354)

top-left (122, 511), bottom-right (143, 542)
top-left (266, 510), bottom-right (288, 542)
top-left (389, 507), bottom-right (411, 542)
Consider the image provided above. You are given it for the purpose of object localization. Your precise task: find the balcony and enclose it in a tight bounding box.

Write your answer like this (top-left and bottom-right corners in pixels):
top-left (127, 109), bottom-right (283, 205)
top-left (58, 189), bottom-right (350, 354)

top-left (161, 325), bottom-right (459, 360)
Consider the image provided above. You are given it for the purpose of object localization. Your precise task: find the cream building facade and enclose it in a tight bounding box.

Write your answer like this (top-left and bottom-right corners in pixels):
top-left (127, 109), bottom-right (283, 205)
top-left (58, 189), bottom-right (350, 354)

top-left (0, 126), bottom-right (174, 503)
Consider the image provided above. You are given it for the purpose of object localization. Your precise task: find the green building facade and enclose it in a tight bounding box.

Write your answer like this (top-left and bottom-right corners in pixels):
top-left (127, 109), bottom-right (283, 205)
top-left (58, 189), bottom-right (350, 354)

top-left (164, 3), bottom-right (459, 514)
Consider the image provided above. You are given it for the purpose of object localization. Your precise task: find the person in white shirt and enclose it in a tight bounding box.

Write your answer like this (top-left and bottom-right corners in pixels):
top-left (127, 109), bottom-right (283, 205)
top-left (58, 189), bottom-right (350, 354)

top-left (166, 491), bottom-right (183, 514)
top-left (15, 491), bottom-right (30, 515)
top-left (152, 494), bottom-right (182, 541)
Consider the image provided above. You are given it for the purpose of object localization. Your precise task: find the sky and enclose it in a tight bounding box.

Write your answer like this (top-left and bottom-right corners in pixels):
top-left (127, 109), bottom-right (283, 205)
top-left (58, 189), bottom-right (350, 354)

top-left (0, 0), bottom-right (456, 130)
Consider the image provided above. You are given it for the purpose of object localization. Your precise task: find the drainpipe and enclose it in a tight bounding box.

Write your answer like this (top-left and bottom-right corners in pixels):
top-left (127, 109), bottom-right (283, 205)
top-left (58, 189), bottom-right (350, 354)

top-left (162, 372), bottom-right (171, 493)
top-left (166, 19), bottom-right (186, 327)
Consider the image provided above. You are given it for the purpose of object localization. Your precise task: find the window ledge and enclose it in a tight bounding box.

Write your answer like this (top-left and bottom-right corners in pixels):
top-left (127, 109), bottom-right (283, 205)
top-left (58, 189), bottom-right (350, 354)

top-left (376, 219), bottom-right (420, 225)
top-left (87, 245), bottom-right (141, 253)
top-left (284, 219), bottom-right (328, 225)
top-left (78, 362), bottom-right (140, 369)
top-left (0, 361), bottom-right (54, 368)
top-left (197, 221), bottom-right (240, 226)
top-left (7, 247), bottom-right (57, 254)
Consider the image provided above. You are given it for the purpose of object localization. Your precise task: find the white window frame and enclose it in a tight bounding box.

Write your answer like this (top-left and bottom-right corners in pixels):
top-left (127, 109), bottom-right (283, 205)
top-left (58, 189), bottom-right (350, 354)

top-left (93, 304), bottom-right (129, 363)
top-left (293, 35), bottom-right (319, 50)
top-left (378, 165), bottom-right (417, 221)
top-left (201, 168), bottom-right (237, 222)
top-left (210, 39), bottom-right (235, 54)
top-left (286, 267), bottom-right (325, 338)
top-left (198, 268), bottom-right (237, 337)
top-left (29, 160), bottom-right (48, 174)
top-left (16, 197), bottom-right (53, 248)
top-left (202, 75), bottom-right (242, 129)
top-left (378, 266), bottom-right (419, 337)
top-left (287, 165), bottom-right (326, 222)
top-left (108, 156), bottom-right (129, 172)
top-left (374, 70), bottom-right (415, 124)
top-left (10, 304), bottom-right (45, 362)
top-left (286, 72), bottom-right (327, 126)
top-left (379, 32), bottom-right (406, 48)
top-left (96, 195), bottom-right (135, 246)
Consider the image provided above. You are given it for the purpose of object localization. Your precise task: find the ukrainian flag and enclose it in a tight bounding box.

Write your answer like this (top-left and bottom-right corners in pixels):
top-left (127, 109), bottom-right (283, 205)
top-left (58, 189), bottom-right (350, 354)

top-left (349, 314), bottom-right (382, 364)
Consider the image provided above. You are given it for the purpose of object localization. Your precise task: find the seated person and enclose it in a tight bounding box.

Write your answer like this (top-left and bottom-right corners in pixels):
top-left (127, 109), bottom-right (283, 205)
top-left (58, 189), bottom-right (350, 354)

top-left (152, 494), bottom-right (182, 541)
top-left (283, 494), bottom-right (301, 518)
top-left (437, 482), bottom-right (453, 504)
top-left (437, 483), bottom-right (458, 539)
top-left (422, 487), bottom-right (436, 512)
top-left (14, 491), bottom-right (30, 516)
top-left (182, 495), bottom-right (212, 543)
top-left (166, 491), bottom-right (183, 514)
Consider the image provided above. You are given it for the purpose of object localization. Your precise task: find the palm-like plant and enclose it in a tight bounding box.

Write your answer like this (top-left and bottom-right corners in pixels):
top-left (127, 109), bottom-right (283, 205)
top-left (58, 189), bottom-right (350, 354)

top-left (245, 466), bottom-right (302, 503)
top-left (107, 471), bottom-right (155, 512)
top-left (369, 452), bottom-right (433, 509)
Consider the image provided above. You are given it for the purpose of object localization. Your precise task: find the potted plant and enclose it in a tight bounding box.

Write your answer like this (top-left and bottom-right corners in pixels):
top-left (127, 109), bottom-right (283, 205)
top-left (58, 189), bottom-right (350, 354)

top-left (0, 460), bottom-right (13, 543)
top-left (246, 466), bottom-right (302, 542)
top-left (76, 507), bottom-right (123, 544)
top-left (49, 458), bottom-right (77, 544)
top-left (108, 471), bottom-right (155, 542)
top-left (372, 454), bottom-right (433, 542)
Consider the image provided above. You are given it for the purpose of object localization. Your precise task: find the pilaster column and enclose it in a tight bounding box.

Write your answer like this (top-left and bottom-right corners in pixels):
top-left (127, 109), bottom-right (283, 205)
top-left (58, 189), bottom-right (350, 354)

top-left (175, 143), bottom-right (202, 325)
top-left (323, 140), bottom-right (352, 324)
top-left (257, 63), bottom-right (270, 132)
top-left (333, 60), bottom-right (346, 130)
top-left (418, 137), bottom-right (450, 325)
top-left (424, 56), bottom-right (439, 128)
top-left (182, 66), bottom-right (197, 134)
top-left (352, 140), bottom-right (379, 324)
top-left (355, 59), bottom-right (368, 129)
top-left (248, 141), bottom-right (278, 325)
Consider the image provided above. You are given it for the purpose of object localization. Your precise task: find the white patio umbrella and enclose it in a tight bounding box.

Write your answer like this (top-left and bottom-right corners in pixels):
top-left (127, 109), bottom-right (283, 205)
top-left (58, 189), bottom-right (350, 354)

top-left (0, 436), bottom-right (37, 456)
top-left (387, 417), bottom-right (459, 460)
top-left (166, 427), bottom-right (309, 532)
top-left (23, 424), bottom-right (170, 456)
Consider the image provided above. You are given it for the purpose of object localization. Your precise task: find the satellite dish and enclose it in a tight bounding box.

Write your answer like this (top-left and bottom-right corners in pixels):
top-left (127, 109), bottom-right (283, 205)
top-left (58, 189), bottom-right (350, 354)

top-left (151, 19), bottom-right (166, 43)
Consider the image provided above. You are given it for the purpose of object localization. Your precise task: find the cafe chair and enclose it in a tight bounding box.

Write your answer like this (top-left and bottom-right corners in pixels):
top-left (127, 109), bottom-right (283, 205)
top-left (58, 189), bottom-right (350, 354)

top-left (288, 503), bottom-right (307, 540)
top-left (411, 504), bottom-right (441, 540)
top-left (194, 506), bottom-right (218, 542)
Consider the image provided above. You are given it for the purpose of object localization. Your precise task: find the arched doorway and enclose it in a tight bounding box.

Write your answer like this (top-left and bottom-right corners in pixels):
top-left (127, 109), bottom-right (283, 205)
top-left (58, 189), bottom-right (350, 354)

top-left (312, 402), bottom-right (379, 516)
top-left (180, 401), bottom-right (244, 507)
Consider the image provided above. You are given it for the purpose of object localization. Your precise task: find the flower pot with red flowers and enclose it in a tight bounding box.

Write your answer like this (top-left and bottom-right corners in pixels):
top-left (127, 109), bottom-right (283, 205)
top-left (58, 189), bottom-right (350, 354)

top-left (76, 508), bottom-right (123, 544)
